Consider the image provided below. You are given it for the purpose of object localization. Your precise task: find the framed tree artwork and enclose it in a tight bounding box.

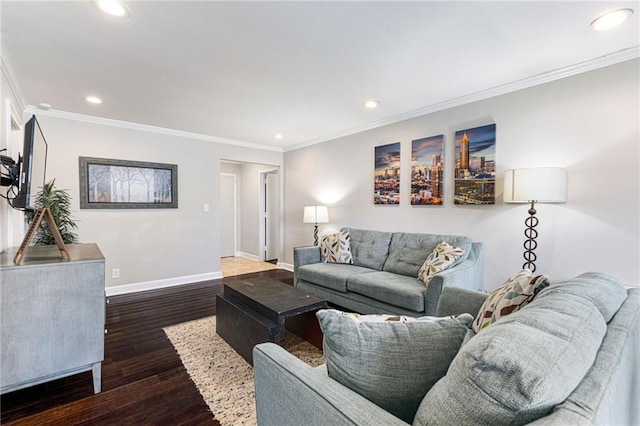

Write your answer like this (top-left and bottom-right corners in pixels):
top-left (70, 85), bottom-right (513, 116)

top-left (411, 135), bottom-right (444, 205)
top-left (79, 157), bottom-right (178, 209)
top-left (374, 142), bottom-right (401, 204)
top-left (454, 123), bottom-right (496, 205)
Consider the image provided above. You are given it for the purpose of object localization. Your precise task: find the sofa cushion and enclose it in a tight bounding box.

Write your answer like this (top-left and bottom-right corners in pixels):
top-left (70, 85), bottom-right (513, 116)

top-left (413, 272), bottom-right (629, 426)
top-left (472, 269), bottom-right (549, 333)
top-left (418, 241), bottom-right (466, 285)
top-left (320, 229), bottom-right (353, 264)
top-left (345, 228), bottom-right (393, 271)
top-left (317, 308), bottom-right (473, 424)
top-left (296, 263), bottom-right (375, 292)
top-left (384, 233), bottom-right (472, 277)
top-left (347, 271), bottom-right (425, 312)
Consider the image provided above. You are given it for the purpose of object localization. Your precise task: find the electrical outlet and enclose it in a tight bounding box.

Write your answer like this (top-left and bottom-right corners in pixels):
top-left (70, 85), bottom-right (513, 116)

top-left (112, 268), bottom-right (120, 279)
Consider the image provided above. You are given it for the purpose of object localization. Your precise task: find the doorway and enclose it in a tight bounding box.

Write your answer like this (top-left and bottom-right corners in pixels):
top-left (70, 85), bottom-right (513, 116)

top-left (219, 161), bottom-right (281, 266)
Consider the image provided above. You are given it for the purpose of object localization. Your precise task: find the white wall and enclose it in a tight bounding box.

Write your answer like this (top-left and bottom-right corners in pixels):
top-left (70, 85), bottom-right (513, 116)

top-left (21, 116), bottom-right (282, 290)
top-left (3, 58), bottom-right (638, 292)
top-left (283, 59), bottom-right (640, 290)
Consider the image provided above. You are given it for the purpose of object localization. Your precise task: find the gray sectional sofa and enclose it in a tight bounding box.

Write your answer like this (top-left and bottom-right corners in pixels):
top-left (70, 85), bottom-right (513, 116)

top-left (254, 272), bottom-right (640, 425)
top-left (294, 228), bottom-right (484, 316)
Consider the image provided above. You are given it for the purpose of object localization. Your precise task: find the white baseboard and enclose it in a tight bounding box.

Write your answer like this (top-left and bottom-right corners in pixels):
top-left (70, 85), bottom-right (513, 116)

top-left (106, 259), bottom-right (292, 296)
top-left (237, 252), bottom-right (291, 271)
top-left (105, 271), bottom-right (223, 296)
top-left (236, 251), bottom-right (260, 261)
top-left (278, 262), bottom-right (293, 271)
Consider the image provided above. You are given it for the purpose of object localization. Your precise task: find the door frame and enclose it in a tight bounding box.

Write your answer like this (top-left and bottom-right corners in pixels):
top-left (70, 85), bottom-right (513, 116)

top-left (220, 172), bottom-right (238, 257)
top-left (259, 168), bottom-right (280, 262)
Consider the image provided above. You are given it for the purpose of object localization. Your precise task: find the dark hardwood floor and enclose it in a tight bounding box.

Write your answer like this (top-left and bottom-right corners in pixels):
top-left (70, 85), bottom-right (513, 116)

top-left (0, 269), bottom-right (294, 425)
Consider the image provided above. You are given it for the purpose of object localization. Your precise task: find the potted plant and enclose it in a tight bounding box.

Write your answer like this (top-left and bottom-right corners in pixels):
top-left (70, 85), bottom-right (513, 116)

top-left (26, 179), bottom-right (79, 245)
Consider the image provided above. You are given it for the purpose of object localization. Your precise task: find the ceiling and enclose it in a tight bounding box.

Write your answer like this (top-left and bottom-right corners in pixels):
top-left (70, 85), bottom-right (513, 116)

top-left (2, 1), bottom-right (638, 151)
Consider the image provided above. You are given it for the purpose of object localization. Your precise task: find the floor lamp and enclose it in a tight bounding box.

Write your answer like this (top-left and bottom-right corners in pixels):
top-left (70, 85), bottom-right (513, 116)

top-left (504, 167), bottom-right (567, 272)
top-left (303, 206), bottom-right (329, 246)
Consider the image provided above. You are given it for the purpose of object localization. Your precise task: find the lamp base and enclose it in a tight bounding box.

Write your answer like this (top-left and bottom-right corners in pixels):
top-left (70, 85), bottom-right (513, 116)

top-left (313, 224), bottom-right (319, 246)
top-left (523, 200), bottom-right (538, 272)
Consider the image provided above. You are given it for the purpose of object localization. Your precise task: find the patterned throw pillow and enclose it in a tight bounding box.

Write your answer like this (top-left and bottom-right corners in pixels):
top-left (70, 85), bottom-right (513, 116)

top-left (320, 229), bottom-right (353, 264)
top-left (317, 309), bottom-right (473, 423)
top-left (472, 269), bottom-right (550, 333)
top-left (418, 241), bottom-right (466, 284)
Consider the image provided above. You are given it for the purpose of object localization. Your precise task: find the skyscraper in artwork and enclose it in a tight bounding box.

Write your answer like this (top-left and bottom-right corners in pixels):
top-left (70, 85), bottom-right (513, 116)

top-left (460, 132), bottom-right (469, 171)
top-left (431, 154), bottom-right (441, 198)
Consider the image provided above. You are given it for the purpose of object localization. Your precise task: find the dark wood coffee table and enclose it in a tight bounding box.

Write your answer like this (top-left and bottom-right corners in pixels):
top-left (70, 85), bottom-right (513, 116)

top-left (215, 278), bottom-right (328, 365)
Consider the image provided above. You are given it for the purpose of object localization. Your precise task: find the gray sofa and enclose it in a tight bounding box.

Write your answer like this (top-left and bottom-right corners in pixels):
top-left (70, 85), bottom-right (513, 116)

top-left (294, 228), bottom-right (484, 316)
top-left (254, 272), bottom-right (640, 426)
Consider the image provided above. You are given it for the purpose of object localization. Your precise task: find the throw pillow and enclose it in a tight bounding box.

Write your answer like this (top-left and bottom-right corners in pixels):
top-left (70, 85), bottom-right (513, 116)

top-left (472, 269), bottom-right (550, 333)
top-left (320, 229), bottom-right (353, 264)
top-left (316, 308), bottom-right (473, 423)
top-left (417, 241), bottom-right (466, 284)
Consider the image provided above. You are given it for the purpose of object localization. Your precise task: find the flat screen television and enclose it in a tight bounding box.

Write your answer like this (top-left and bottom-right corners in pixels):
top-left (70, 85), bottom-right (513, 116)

top-left (11, 115), bottom-right (48, 211)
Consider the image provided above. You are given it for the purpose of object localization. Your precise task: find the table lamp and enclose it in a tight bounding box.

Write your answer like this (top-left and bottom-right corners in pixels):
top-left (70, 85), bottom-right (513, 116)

top-left (504, 167), bottom-right (567, 272)
top-left (303, 206), bottom-right (329, 246)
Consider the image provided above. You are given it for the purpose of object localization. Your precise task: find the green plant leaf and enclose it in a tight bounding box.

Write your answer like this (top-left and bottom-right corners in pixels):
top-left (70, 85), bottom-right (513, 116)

top-left (27, 179), bottom-right (79, 245)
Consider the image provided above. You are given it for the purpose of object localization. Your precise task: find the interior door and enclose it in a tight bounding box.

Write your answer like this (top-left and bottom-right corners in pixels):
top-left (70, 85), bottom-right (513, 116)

top-left (264, 171), bottom-right (279, 262)
top-left (220, 173), bottom-right (236, 258)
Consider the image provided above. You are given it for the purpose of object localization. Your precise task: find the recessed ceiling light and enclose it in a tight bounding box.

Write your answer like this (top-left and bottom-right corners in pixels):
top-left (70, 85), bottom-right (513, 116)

top-left (364, 100), bottom-right (379, 109)
top-left (85, 96), bottom-right (103, 104)
top-left (94, 0), bottom-right (130, 18)
top-left (591, 8), bottom-right (633, 31)
top-left (274, 133), bottom-right (284, 140)
top-left (38, 103), bottom-right (52, 110)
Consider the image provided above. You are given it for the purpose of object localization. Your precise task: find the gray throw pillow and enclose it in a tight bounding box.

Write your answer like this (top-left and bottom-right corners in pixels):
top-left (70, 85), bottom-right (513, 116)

top-left (316, 309), bottom-right (473, 424)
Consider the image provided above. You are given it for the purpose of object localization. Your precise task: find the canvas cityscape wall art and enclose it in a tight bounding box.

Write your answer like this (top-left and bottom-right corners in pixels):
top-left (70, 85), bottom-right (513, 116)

top-left (454, 123), bottom-right (496, 205)
top-left (374, 142), bottom-right (400, 204)
top-left (411, 135), bottom-right (444, 205)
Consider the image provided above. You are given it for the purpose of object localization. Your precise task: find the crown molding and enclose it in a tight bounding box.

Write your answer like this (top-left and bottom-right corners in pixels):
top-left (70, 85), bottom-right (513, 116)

top-left (24, 106), bottom-right (283, 153)
top-left (8, 44), bottom-right (639, 154)
top-left (285, 46), bottom-right (640, 152)
top-left (0, 41), bottom-right (28, 122)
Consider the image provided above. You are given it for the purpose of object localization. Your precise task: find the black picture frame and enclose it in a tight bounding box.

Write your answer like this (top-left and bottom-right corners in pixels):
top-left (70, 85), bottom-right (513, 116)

top-left (79, 157), bottom-right (178, 209)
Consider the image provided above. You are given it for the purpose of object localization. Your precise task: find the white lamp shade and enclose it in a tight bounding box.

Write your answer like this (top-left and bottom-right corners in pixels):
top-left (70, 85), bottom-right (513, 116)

top-left (303, 205), bottom-right (329, 223)
top-left (504, 167), bottom-right (567, 203)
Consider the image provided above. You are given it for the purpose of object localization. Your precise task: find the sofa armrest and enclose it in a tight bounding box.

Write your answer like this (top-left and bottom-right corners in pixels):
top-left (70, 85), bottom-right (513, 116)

top-left (430, 242), bottom-right (484, 290)
top-left (436, 286), bottom-right (488, 317)
top-left (423, 242), bottom-right (484, 315)
top-left (293, 246), bottom-right (321, 286)
top-left (253, 343), bottom-right (409, 426)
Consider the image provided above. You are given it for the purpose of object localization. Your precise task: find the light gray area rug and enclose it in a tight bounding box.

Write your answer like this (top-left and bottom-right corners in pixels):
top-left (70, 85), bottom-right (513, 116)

top-left (164, 316), bottom-right (325, 425)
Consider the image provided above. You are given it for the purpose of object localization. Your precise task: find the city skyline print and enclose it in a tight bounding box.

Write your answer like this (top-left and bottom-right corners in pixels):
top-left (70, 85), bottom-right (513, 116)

top-left (454, 123), bottom-right (496, 205)
top-left (374, 142), bottom-right (400, 204)
top-left (411, 135), bottom-right (444, 205)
